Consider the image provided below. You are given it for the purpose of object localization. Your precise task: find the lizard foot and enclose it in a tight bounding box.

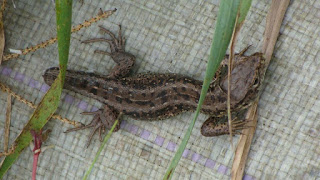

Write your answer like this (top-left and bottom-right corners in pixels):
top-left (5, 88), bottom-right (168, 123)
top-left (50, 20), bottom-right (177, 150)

top-left (201, 116), bottom-right (251, 137)
top-left (82, 25), bottom-right (125, 55)
top-left (81, 25), bottom-right (136, 78)
top-left (65, 105), bottom-right (120, 147)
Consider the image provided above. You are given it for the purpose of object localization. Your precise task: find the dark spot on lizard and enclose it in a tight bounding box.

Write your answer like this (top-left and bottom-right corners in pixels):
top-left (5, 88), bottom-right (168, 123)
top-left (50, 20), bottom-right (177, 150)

top-left (195, 92), bottom-right (200, 98)
top-left (115, 96), bottom-right (122, 103)
top-left (217, 96), bottom-right (226, 102)
top-left (135, 100), bottom-right (150, 106)
top-left (157, 78), bottom-right (164, 86)
top-left (155, 108), bottom-right (166, 117)
top-left (180, 94), bottom-right (190, 101)
top-left (141, 93), bottom-right (146, 97)
top-left (161, 96), bottom-right (168, 104)
top-left (157, 90), bottom-right (167, 98)
top-left (80, 79), bottom-right (88, 89)
top-left (69, 77), bottom-right (78, 86)
top-left (121, 81), bottom-right (127, 86)
top-left (166, 105), bottom-right (173, 112)
top-left (150, 80), bottom-right (157, 86)
top-left (124, 98), bottom-right (133, 104)
top-left (91, 81), bottom-right (99, 87)
top-left (181, 87), bottom-right (187, 92)
top-left (172, 87), bottom-right (178, 92)
top-left (113, 87), bottom-right (119, 92)
top-left (90, 88), bottom-right (98, 95)
top-left (149, 102), bottom-right (155, 107)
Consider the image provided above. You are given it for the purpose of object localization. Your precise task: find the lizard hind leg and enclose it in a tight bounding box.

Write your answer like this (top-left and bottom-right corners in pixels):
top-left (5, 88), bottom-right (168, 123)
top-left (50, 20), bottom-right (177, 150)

top-left (65, 105), bottom-right (120, 147)
top-left (201, 116), bottom-right (250, 137)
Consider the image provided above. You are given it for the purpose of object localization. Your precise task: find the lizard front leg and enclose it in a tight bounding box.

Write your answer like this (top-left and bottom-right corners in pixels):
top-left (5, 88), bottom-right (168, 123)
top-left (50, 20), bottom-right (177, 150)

top-left (82, 25), bottom-right (136, 78)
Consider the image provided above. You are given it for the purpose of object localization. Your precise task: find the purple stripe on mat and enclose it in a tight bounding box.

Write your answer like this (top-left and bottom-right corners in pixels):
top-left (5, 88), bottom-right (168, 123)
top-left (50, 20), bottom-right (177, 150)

top-left (91, 106), bottom-right (99, 112)
top-left (191, 153), bottom-right (201, 162)
top-left (166, 141), bottom-right (176, 152)
top-left (154, 136), bottom-right (164, 146)
top-left (182, 149), bottom-right (190, 158)
top-left (14, 72), bottom-right (25, 82)
top-left (243, 174), bottom-right (255, 180)
top-left (129, 124), bottom-right (138, 135)
top-left (141, 130), bottom-right (151, 140)
top-left (2, 67), bottom-right (12, 76)
top-left (0, 65), bottom-right (257, 179)
top-left (218, 165), bottom-right (228, 175)
top-left (40, 84), bottom-right (50, 92)
top-left (28, 79), bottom-right (41, 89)
top-left (120, 120), bottom-right (127, 129)
top-left (64, 94), bottom-right (74, 104)
top-left (205, 159), bottom-right (216, 169)
top-left (78, 101), bottom-right (88, 110)
top-left (23, 77), bottom-right (31, 85)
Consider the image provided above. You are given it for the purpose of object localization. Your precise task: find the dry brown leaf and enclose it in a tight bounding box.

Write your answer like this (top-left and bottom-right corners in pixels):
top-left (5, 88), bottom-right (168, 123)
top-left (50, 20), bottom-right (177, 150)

top-left (231, 0), bottom-right (291, 179)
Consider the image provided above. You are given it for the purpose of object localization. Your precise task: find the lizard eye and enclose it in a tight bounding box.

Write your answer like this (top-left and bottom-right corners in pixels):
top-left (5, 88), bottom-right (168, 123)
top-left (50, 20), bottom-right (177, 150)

top-left (253, 78), bottom-right (259, 86)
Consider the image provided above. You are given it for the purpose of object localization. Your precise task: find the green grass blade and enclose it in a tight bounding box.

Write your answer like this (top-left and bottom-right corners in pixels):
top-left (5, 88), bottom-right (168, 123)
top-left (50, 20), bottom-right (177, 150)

top-left (0, 0), bottom-right (72, 178)
top-left (82, 120), bottom-right (119, 180)
top-left (56, 0), bottom-right (72, 75)
top-left (163, 1), bottom-right (241, 179)
top-left (238, 0), bottom-right (253, 25)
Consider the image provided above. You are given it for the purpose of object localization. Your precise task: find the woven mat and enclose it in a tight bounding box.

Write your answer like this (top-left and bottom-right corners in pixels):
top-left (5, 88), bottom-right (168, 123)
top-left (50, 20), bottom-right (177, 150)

top-left (1, 0), bottom-right (319, 179)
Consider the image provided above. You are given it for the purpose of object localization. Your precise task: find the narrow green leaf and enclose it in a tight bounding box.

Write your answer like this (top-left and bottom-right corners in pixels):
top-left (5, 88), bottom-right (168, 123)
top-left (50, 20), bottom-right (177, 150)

top-left (238, 0), bottom-right (253, 25)
top-left (56, 0), bottom-right (72, 76)
top-left (163, 0), bottom-right (241, 179)
top-left (83, 120), bottom-right (119, 180)
top-left (0, 0), bottom-right (72, 178)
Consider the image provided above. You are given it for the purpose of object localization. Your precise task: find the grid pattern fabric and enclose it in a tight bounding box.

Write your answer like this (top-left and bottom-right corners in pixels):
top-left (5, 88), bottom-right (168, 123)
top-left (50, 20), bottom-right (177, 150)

top-left (0, 0), bottom-right (319, 179)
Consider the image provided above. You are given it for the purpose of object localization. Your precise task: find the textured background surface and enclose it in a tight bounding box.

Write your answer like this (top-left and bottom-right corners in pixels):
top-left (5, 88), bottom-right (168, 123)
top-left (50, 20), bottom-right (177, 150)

top-left (0, 0), bottom-right (320, 179)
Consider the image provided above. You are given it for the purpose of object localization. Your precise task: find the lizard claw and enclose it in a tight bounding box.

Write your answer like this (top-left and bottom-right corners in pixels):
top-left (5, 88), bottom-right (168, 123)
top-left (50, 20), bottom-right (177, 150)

top-left (65, 105), bottom-right (120, 147)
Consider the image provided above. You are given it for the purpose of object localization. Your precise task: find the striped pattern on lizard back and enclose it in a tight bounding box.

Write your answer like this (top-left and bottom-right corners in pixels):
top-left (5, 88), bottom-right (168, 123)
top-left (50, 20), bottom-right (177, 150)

top-left (43, 51), bottom-right (262, 121)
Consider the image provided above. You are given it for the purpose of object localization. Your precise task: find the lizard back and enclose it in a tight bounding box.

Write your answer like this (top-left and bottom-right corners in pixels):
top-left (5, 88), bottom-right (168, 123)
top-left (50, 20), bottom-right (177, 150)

top-left (43, 53), bottom-right (264, 120)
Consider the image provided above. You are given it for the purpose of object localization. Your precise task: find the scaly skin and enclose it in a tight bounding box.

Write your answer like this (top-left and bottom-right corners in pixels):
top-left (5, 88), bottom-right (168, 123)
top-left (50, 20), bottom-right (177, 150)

top-left (43, 25), bottom-right (265, 146)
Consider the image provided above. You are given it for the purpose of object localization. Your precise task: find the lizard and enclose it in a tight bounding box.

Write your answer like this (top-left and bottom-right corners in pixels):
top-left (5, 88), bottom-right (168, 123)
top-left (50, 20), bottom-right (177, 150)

top-left (43, 25), bottom-right (265, 146)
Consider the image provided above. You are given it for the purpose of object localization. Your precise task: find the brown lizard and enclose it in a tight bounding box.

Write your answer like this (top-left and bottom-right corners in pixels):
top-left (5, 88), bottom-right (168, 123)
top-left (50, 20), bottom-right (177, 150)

top-left (43, 25), bottom-right (265, 146)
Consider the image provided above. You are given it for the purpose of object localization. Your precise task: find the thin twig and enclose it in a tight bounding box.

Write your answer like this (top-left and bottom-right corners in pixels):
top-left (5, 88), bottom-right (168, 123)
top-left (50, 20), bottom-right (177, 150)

top-left (4, 93), bottom-right (11, 152)
top-left (0, 82), bottom-right (82, 127)
top-left (1, 0), bottom-right (6, 12)
top-left (0, 0), bottom-right (6, 65)
top-left (227, 14), bottom-right (240, 151)
top-left (3, 8), bottom-right (117, 61)
top-left (0, 145), bottom-right (14, 157)
top-left (231, 1), bottom-right (290, 179)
